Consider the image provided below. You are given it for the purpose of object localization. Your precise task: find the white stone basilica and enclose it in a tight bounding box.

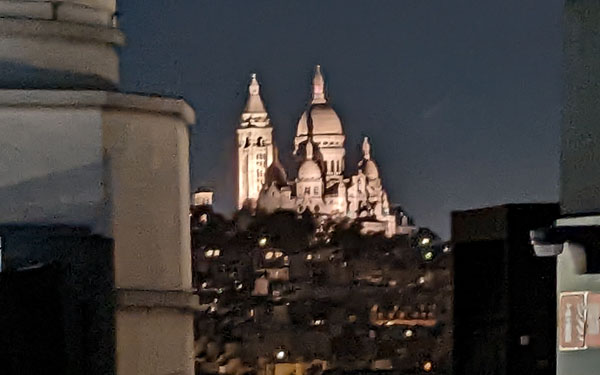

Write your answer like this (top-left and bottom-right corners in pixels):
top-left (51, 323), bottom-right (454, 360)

top-left (237, 66), bottom-right (398, 237)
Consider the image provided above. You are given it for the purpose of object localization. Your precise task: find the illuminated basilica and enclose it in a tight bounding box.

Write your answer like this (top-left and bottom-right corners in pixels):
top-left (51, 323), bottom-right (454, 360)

top-left (237, 66), bottom-right (399, 237)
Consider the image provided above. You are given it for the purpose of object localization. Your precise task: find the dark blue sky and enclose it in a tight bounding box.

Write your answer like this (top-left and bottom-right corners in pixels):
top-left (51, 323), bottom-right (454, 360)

top-left (118, 0), bottom-right (563, 239)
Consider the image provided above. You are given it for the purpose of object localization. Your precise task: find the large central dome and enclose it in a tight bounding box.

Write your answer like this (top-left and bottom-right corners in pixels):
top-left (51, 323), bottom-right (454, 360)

top-left (296, 103), bottom-right (343, 136)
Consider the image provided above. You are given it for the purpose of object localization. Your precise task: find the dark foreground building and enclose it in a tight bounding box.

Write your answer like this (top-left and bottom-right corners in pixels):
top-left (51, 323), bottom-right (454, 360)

top-left (452, 204), bottom-right (559, 375)
top-left (191, 207), bottom-right (452, 375)
top-left (0, 225), bottom-right (114, 375)
top-left (525, 2), bottom-right (600, 375)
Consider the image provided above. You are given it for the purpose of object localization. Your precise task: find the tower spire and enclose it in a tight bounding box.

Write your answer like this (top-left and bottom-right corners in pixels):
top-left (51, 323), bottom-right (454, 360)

top-left (249, 73), bottom-right (259, 95)
top-left (362, 137), bottom-right (371, 160)
top-left (244, 73), bottom-right (267, 113)
top-left (312, 65), bottom-right (326, 104)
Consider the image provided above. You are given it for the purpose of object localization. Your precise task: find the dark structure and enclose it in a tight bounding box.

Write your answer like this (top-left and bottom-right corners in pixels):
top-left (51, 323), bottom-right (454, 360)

top-left (561, 0), bottom-right (600, 215)
top-left (0, 225), bottom-right (114, 375)
top-left (451, 204), bottom-right (559, 375)
top-left (527, 3), bottom-right (600, 374)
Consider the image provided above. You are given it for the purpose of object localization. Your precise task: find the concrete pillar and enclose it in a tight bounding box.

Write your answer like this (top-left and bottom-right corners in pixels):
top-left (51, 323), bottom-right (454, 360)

top-left (0, 2), bottom-right (197, 375)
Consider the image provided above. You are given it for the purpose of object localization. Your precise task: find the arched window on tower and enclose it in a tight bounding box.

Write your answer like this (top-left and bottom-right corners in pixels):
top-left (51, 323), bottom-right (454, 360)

top-left (336, 160), bottom-right (340, 173)
top-left (244, 137), bottom-right (250, 148)
top-left (330, 160), bottom-right (335, 174)
top-left (257, 137), bottom-right (264, 146)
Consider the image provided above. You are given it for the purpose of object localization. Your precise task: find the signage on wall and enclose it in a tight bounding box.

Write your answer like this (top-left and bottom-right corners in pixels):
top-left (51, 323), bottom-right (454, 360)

top-left (559, 291), bottom-right (600, 350)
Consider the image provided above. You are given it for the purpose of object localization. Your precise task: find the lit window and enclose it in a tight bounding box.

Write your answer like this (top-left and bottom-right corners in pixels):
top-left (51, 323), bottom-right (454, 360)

top-left (424, 251), bottom-right (434, 261)
top-left (306, 254), bottom-right (313, 261)
top-left (274, 251), bottom-right (283, 258)
top-left (205, 248), bottom-right (221, 258)
top-left (404, 329), bottom-right (414, 338)
top-left (311, 319), bottom-right (325, 326)
top-left (265, 251), bottom-right (274, 260)
top-left (421, 237), bottom-right (431, 245)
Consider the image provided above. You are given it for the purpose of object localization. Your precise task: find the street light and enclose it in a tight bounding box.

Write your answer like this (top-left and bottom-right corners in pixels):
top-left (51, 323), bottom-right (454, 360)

top-left (423, 361), bottom-right (433, 372)
top-left (258, 236), bottom-right (268, 247)
top-left (275, 349), bottom-right (287, 361)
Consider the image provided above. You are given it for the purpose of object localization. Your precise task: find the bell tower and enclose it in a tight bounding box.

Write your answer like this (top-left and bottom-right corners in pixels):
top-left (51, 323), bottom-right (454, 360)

top-left (237, 73), bottom-right (274, 209)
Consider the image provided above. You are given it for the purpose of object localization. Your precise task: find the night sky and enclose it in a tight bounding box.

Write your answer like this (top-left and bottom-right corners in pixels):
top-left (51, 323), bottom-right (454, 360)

top-left (118, 0), bottom-right (563, 239)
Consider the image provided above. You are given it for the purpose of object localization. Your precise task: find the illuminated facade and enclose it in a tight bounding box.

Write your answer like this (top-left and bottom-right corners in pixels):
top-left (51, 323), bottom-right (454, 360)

top-left (237, 66), bottom-right (398, 237)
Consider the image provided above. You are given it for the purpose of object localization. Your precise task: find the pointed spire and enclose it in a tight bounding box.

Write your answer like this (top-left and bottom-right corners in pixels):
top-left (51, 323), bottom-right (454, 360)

top-left (306, 140), bottom-right (314, 160)
top-left (312, 64), bottom-right (326, 104)
top-left (265, 145), bottom-right (287, 187)
top-left (244, 73), bottom-right (267, 113)
top-left (362, 137), bottom-right (371, 160)
top-left (249, 73), bottom-right (259, 95)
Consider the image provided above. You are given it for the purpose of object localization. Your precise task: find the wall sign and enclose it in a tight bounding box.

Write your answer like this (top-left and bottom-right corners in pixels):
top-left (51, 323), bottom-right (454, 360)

top-left (585, 293), bottom-right (600, 348)
top-left (559, 291), bottom-right (600, 351)
top-left (559, 292), bottom-right (587, 350)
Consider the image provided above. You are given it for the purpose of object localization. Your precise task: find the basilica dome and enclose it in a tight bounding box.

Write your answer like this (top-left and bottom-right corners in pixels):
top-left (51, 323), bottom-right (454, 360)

top-left (296, 103), bottom-right (343, 136)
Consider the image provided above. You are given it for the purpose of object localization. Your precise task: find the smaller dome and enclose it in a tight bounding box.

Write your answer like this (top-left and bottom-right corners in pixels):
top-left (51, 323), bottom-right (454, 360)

top-left (362, 160), bottom-right (379, 179)
top-left (298, 160), bottom-right (322, 180)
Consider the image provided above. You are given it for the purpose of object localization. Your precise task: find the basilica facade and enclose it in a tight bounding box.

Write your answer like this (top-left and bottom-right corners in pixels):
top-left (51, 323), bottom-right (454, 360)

top-left (237, 66), bottom-right (398, 237)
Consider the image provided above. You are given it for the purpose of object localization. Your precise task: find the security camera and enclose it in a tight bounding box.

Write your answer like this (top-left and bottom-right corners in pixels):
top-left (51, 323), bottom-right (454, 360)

top-left (531, 224), bottom-right (600, 273)
top-left (529, 228), bottom-right (566, 257)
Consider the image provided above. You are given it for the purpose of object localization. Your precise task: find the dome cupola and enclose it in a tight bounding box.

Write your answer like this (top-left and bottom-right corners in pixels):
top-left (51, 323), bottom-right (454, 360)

top-left (295, 65), bottom-right (344, 137)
